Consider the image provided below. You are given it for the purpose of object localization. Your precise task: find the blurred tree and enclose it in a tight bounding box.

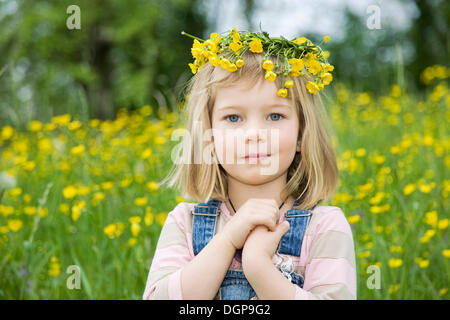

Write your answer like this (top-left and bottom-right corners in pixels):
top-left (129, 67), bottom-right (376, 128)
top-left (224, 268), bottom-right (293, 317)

top-left (312, 0), bottom-right (449, 94)
top-left (407, 0), bottom-right (449, 89)
top-left (0, 0), bottom-right (207, 126)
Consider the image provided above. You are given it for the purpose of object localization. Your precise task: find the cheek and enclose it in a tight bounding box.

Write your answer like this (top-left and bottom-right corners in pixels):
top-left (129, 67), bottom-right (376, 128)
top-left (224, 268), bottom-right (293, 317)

top-left (213, 129), bottom-right (234, 163)
top-left (271, 126), bottom-right (298, 155)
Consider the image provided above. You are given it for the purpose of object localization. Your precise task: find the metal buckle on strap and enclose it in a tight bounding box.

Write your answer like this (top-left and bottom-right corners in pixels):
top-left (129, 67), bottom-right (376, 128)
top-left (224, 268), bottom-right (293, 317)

top-left (284, 211), bottom-right (312, 218)
top-left (191, 207), bottom-right (220, 216)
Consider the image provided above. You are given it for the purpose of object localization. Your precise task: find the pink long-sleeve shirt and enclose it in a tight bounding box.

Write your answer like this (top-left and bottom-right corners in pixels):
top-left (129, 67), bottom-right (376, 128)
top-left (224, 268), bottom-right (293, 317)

top-left (143, 201), bottom-right (357, 300)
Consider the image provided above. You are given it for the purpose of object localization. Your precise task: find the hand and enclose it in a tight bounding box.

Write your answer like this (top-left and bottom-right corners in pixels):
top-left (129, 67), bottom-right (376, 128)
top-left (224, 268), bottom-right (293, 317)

top-left (219, 198), bottom-right (281, 250)
top-left (242, 221), bottom-right (290, 264)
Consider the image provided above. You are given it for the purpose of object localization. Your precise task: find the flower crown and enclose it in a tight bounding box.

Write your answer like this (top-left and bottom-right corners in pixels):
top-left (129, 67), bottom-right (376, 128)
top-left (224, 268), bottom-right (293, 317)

top-left (181, 26), bottom-right (335, 98)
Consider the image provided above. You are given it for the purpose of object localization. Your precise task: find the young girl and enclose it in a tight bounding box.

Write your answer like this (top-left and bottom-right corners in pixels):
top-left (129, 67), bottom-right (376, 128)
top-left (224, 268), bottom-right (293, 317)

top-left (143, 28), bottom-right (356, 300)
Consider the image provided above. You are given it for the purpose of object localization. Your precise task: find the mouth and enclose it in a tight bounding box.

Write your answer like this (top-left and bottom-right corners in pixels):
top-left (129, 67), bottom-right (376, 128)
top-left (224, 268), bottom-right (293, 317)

top-left (244, 153), bottom-right (271, 159)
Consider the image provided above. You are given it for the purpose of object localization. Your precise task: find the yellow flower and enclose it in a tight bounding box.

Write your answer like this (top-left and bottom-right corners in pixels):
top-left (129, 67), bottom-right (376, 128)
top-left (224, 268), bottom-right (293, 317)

top-left (68, 120), bottom-right (82, 131)
top-left (277, 88), bottom-right (288, 98)
top-left (71, 145), bottom-right (85, 156)
top-left (390, 146), bottom-right (401, 154)
top-left (347, 215), bottom-right (361, 224)
top-left (374, 225), bottom-right (384, 233)
top-left (1, 125), bottom-right (14, 140)
top-left (71, 205), bottom-right (81, 222)
top-left (155, 136), bottom-right (166, 145)
top-left (101, 181), bottom-right (114, 191)
top-left (403, 184), bottom-right (416, 195)
top-left (389, 284), bottom-right (401, 294)
top-left (24, 206), bottom-right (37, 216)
top-left (372, 155), bottom-right (385, 164)
top-left (141, 148), bottom-right (152, 159)
top-left (442, 249), bottom-right (450, 258)
top-left (358, 250), bottom-right (371, 258)
top-left (146, 181), bottom-right (159, 191)
top-left (322, 72), bottom-right (333, 85)
top-left (156, 213), bottom-right (168, 226)
top-left (77, 186), bottom-right (90, 196)
top-left (229, 41), bottom-right (242, 52)
top-left (418, 183), bottom-right (432, 193)
top-left (208, 55), bottom-right (220, 67)
top-left (293, 37), bottom-right (306, 44)
top-left (439, 288), bottom-right (448, 296)
top-left (369, 192), bottom-right (385, 205)
top-left (388, 258), bottom-right (403, 268)
top-left (324, 35), bottom-right (330, 42)
top-left (231, 27), bottom-right (240, 43)
top-left (438, 218), bottom-right (449, 230)
top-left (420, 229), bottom-right (436, 243)
top-left (284, 80), bottom-right (294, 88)
top-left (423, 210), bottom-right (438, 228)
top-left (264, 70), bottom-right (277, 82)
top-left (131, 223), bottom-right (141, 237)
top-left (415, 257), bottom-right (429, 268)
top-left (128, 237), bottom-right (138, 247)
top-left (262, 60), bottom-right (274, 71)
top-left (324, 64), bottom-right (334, 72)
top-left (28, 121), bottom-right (43, 132)
top-left (103, 224), bottom-right (117, 239)
top-left (190, 39), bottom-right (203, 59)
top-left (134, 197), bottom-right (148, 206)
top-left (226, 63), bottom-right (237, 72)
top-left (176, 196), bottom-right (186, 203)
top-left (103, 222), bottom-right (125, 239)
top-left (249, 37), bottom-right (263, 53)
top-left (129, 216), bottom-right (142, 225)
top-left (7, 219), bottom-right (23, 232)
top-left (120, 178), bottom-right (132, 188)
top-left (23, 161), bottom-right (36, 171)
top-left (288, 58), bottom-right (304, 72)
top-left (306, 59), bottom-right (321, 75)
top-left (356, 148), bottom-right (366, 157)
top-left (59, 203), bottom-right (70, 214)
top-left (236, 59), bottom-right (245, 68)
top-left (52, 114), bottom-right (71, 126)
top-left (306, 81), bottom-right (319, 94)
top-left (209, 32), bottom-right (221, 45)
top-left (63, 185), bottom-right (77, 199)
top-left (48, 256), bottom-right (61, 277)
top-left (188, 63), bottom-right (197, 74)
top-left (389, 246), bottom-right (403, 253)
top-left (93, 192), bottom-right (105, 202)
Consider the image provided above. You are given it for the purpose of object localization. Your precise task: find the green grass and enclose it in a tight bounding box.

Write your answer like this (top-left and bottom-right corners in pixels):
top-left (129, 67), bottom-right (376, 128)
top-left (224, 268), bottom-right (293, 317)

top-left (0, 81), bottom-right (448, 299)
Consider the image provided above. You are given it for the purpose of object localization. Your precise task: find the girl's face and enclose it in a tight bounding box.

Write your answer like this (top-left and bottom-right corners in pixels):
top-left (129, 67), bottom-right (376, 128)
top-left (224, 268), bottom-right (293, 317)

top-left (211, 77), bottom-right (301, 185)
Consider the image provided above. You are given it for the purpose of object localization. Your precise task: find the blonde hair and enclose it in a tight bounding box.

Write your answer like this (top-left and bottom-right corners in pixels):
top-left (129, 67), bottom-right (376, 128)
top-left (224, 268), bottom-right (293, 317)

top-left (160, 49), bottom-right (339, 210)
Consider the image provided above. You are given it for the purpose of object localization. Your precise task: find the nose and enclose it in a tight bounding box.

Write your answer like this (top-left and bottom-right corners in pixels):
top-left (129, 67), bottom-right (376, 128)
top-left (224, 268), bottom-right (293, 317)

top-left (242, 119), bottom-right (271, 156)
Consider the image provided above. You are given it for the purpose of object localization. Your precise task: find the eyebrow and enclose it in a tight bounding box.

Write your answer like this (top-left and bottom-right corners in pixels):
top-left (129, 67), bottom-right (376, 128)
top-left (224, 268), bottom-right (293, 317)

top-left (216, 104), bottom-right (292, 112)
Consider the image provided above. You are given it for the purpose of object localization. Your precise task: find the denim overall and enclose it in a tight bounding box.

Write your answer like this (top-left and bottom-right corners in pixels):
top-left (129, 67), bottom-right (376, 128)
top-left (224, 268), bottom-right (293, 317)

top-left (191, 198), bottom-right (316, 300)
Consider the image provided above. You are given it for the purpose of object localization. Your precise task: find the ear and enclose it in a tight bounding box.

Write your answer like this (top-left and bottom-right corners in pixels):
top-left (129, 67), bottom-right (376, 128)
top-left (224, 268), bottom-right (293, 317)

top-left (296, 137), bottom-right (301, 152)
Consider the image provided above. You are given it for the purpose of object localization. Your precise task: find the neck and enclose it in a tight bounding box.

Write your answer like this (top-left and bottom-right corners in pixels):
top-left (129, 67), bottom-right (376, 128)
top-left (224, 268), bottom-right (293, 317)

top-left (226, 172), bottom-right (293, 215)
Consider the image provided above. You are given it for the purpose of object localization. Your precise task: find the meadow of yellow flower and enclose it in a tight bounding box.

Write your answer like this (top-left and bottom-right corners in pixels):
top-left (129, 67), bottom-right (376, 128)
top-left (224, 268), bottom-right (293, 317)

top-left (0, 67), bottom-right (448, 299)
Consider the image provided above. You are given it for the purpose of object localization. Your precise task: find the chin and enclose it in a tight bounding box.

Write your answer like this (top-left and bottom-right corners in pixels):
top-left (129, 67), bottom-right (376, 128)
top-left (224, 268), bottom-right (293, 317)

top-left (238, 169), bottom-right (279, 185)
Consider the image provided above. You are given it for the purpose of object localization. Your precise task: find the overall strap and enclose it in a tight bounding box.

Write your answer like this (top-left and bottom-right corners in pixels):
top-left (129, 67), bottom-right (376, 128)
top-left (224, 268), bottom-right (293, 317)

top-left (191, 198), bottom-right (221, 256)
top-left (278, 200), bottom-right (317, 256)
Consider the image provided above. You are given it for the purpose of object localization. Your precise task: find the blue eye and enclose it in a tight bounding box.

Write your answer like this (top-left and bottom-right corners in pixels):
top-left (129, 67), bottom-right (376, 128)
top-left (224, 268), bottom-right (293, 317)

top-left (226, 115), bottom-right (241, 122)
top-left (224, 113), bottom-right (284, 123)
top-left (269, 113), bottom-right (284, 121)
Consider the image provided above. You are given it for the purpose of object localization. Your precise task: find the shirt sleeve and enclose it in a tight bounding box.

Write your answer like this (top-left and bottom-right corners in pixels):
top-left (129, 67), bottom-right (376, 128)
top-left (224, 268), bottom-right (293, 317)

top-left (142, 203), bottom-right (192, 300)
top-left (293, 206), bottom-right (357, 300)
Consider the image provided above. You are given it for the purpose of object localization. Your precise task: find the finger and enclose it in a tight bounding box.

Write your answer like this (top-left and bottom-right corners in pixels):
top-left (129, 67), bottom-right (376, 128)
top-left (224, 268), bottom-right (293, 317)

top-left (251, 215), bottom-right (277, 231)
top-left (274, 221), bottom-right (290, 237)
